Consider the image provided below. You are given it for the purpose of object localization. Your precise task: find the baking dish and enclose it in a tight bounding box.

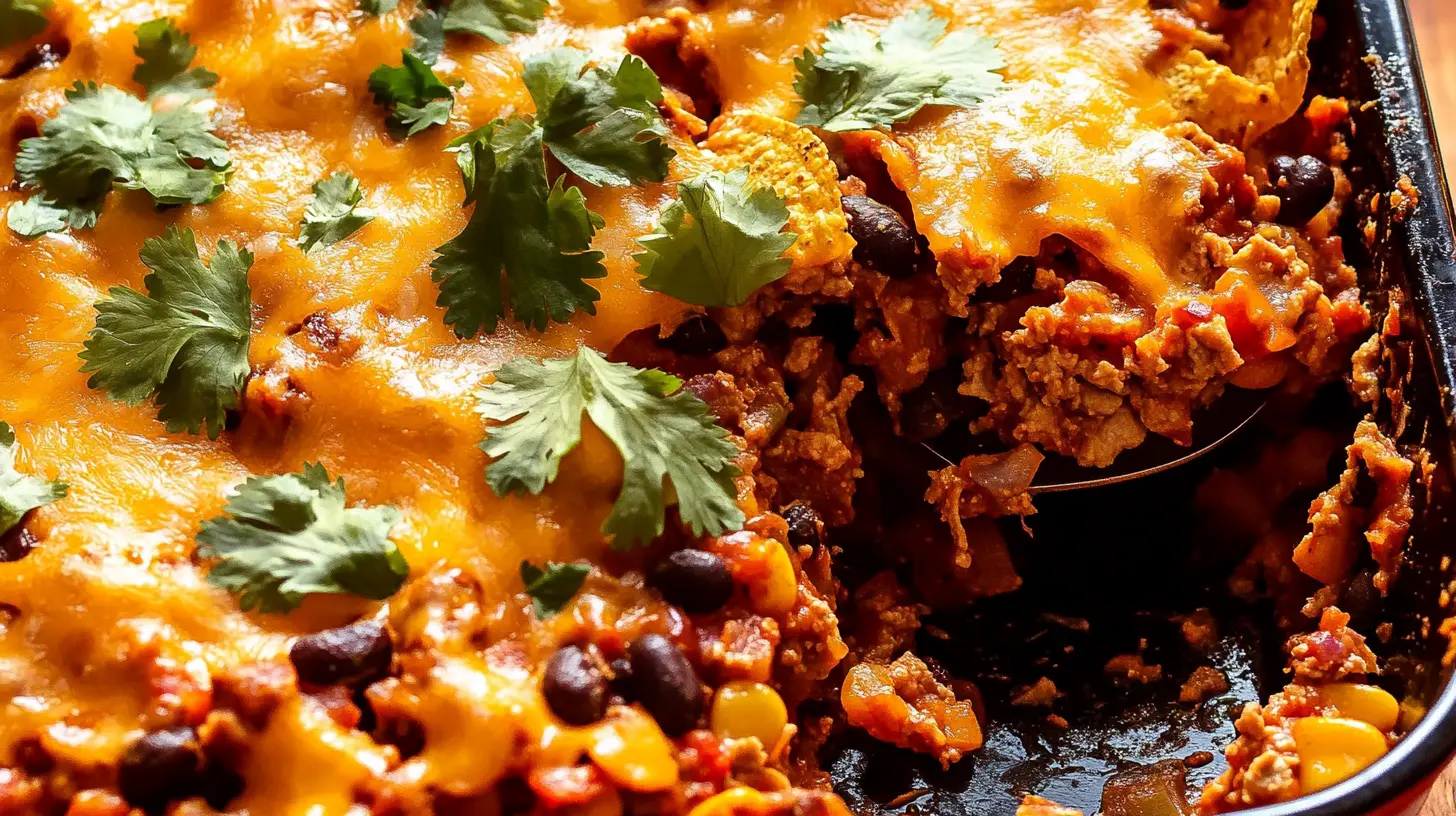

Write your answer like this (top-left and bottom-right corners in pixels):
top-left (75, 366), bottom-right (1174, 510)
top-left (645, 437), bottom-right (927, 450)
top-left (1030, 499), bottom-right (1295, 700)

top-left (820, 0), bottom-right (1456, 813)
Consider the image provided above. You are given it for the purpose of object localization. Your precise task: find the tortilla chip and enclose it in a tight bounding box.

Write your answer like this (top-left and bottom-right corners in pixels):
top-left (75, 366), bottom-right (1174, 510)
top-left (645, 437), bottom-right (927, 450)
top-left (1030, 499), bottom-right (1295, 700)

top-left (703, 113), bottom-right (854, 270)
top-left (1161, 0), bottom-right (1317, 144)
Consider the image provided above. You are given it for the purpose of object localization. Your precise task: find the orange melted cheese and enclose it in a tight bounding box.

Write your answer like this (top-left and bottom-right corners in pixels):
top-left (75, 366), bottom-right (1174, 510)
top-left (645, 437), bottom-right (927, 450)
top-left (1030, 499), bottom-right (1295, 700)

top-left (0, 0), bottom-right (1291, 811)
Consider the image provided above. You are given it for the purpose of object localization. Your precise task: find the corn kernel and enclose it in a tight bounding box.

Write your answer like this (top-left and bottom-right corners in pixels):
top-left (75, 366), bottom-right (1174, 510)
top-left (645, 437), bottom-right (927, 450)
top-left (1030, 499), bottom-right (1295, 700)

top-left (711, 680), bottom-right (788, 750)
top-left (748, 541), bottom-right (797, 617)
top-left (1292, 716), bottom-right (1389, 793)
top-left (1318, 683), bottom-right (1399, 732)
top-left (688, 787), bottom-right (768, 816)
top-left (587, 707), bottom-right (679, 792)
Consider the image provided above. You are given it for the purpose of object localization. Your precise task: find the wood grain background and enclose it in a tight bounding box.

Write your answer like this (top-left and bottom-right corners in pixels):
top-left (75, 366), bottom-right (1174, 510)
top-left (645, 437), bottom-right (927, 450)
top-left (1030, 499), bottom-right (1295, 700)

top-left (1401, 5), bottom-right (1454, 816)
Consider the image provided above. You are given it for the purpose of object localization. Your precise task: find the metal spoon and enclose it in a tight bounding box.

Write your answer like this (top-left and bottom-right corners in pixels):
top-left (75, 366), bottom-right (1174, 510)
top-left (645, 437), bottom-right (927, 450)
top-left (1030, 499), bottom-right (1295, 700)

top-left (922, 387), bottom-right (1268, 493)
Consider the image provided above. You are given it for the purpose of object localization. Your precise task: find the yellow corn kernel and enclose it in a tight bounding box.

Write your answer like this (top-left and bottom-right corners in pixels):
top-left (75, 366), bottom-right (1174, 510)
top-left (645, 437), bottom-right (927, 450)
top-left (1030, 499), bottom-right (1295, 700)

top-left (587, 706), bottom-right (679, 792)
top-left (710, 681), bottom-right (788, 750)
top-left (688, 786), bottom-right (768, 816)
top-left (1318, 683), bottom-right (1399, 732)
top-left (748, 541), bottom-right (797, 616)
top-left (1292, 716), bottom-right (1389, 794)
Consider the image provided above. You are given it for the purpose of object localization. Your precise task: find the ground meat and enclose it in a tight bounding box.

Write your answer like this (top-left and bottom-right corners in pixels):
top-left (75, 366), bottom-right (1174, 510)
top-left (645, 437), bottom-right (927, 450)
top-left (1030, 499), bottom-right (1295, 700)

top-left (762, 338), bottom-right (864, 526)
top-left (1011, 677), bottom-right (1062, 707)
top-left (1294, 420), bottom-right (1414, 591)
top-left (840, 652), bottom-right (982, 768)
top-left (846, 572), bottom-right (925, 667)
top-left (1285, 607), bottom-right (1377, 683)
top-left (1180, 666), bottom-right (1231, 703)
top-left (1200, 691), bottom-right (1307, 812)
top-left (1105, 654), bottom-right (1165, 685)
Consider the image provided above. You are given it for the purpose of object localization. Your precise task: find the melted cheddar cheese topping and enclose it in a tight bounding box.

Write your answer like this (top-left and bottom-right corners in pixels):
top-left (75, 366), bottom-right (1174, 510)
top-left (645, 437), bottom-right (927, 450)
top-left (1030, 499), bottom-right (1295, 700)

top-left (0, 0), bottom-right (1323, 812)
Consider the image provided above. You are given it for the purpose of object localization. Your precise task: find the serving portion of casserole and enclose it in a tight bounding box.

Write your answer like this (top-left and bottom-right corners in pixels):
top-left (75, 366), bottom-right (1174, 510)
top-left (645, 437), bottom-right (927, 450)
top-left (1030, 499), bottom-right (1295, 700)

top-left (0, 0), bottom-right (1417, 813)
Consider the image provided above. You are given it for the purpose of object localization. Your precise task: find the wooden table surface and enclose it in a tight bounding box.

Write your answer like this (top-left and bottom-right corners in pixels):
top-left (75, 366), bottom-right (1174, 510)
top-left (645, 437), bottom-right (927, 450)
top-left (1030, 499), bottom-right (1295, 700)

top-left (1400, 5), bottom-right (1455, 816)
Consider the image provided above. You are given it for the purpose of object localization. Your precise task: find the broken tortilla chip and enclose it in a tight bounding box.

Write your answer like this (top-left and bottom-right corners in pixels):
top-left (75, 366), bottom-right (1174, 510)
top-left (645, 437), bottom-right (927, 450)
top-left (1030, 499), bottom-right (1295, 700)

top-left (703, 113), bottom-right (854, 271)
top-left (1160, 0), bottom-right (1317, 144)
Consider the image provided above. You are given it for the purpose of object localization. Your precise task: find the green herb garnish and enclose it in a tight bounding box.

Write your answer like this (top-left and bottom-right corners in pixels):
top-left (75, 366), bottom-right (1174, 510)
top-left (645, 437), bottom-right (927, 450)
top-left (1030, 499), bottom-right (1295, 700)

top-left (635, 168), bottom-right (795, 307)
top-left (133, 18), bottom-right (218, 98)
top-left (197, 464), bottom-right (407, 614)
top-left (794, 7), bottom-right (1003, 132)
top-left (5, 83), bottom-right (231, 236)
top-left (521, 560), bottom-right (590, 618)
top-left (0, 0), bottom-right (52, 47)
top-left (368, 51), bottom-right (456, 138)
top-left (298, 171), bottom-right (376, 253)
top-left (79, 227), bottom-right (252, 439)
top-left (0, 422), bottom-right (66, 536)
top-left (478, 347), bottom-right (743, 547)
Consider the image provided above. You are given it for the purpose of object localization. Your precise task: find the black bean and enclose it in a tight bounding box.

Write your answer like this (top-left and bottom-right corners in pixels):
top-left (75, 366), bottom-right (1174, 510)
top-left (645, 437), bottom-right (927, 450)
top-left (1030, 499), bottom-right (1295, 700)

top-left (199, 763), bottom-right (246, 810)
top-left (899, 365), bottom-right (980, 442)
top-left (118, 728), bottom-right (203, 811)
top-left (543, 645), bottom-right (608, 726)
top-left (0, 527), bottom-right (37, 563)
top-left (608, 657), bottom-right (635, 700)
top-left (843, 195), bottom-right (921, 278)
top-left (3, 36), bottom-right (70, 80)
top-left (1269, 155), bottom-right (1335, 226)
top-left (971, 256), bottom-right (1037, 303)
top-left (627, 634), bottom-right (704, 736)
top-left (661, 315), bottom-right (728, 356)
top-left (289, 620), bottom-right (393, 687)
top-left (781, 503), bottom-right (822, 552)
top-left (649, 549), bottom-right (735, 614)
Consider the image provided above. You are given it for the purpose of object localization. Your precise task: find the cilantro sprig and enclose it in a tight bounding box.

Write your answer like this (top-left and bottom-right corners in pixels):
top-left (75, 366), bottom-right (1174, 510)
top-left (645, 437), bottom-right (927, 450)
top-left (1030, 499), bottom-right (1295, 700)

top-left (524, 49), bottom-right (675, 187)
top-left (0, 0), bottom-right (51, 47)
top-left (635, 168), bottom-right (796, 307)
top-left (79, 227), bottom-right (252, 439)
top-left (521, 560), bottom-right (590, 618)
top-left (360, 0), bottom-right (399, 13)
top-left (0, 422), bottom-right (67, 536)
top-left (368, 51), bottom-right (456, 138)
top-left (794, 7), bottom-right (1004, 132)
top-left (133, 18), bottom-right (218, 99)
top-left (478, 347), bottom-right (743, 547)
top-left (197, 464), bottom-right (407, 614)
top-left (298, 171), bottom-right (376, 253)
top-left (431, 48), bottom-right (673, 336)
top-left (441, 0), bottom-right (547, 45)
top-left (6, 83), bottom-right (232, 237)
top-left (433, 119), bottom-right (606, 335)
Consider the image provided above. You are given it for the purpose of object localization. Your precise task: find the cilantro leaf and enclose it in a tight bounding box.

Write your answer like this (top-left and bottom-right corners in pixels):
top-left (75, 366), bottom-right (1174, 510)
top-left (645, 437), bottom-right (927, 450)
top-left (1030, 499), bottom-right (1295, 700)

top-left (298, 171), bottom-right (376, 253)
top-left (5, 196), bottom-right (67, 238)
top-left (0, 422), bottom-right (67, 536)
top-left (79, 227), bottom-right (252, 439)
top-left (196, 463), bottom-right (407, 614)
top-left (360, 0), bottom-right (398, 13)
top-left (442, 0), bottom-right (547, 45)
top-left (6, 83), bottom-right (231, 236)
top-left (523, 48), bottom-right (675, 187)
top-left (431, 118), bottom-right (606, 336)
top-left (368, 51), bottom-right (455, 138)
top-left (635, 168), bottom-right (796, 307)
top-left (477, 347), bottom-right (743, 546)
top-left (409, 10), bottom-right (445, 63)
top-left (520, 560), bottom-right (590, 618)
top-left (0, 0), bottom-right (51, 47)
top-left (793, 7), bottom-right (1004, 132)
top-left (133, 18), bottom-right (218, 99)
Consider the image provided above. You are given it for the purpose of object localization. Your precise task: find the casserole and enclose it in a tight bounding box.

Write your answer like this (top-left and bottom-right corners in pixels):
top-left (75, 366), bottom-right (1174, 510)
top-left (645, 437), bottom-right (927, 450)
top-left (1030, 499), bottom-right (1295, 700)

top-left (1, 0), bottom-right (1453, 815)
